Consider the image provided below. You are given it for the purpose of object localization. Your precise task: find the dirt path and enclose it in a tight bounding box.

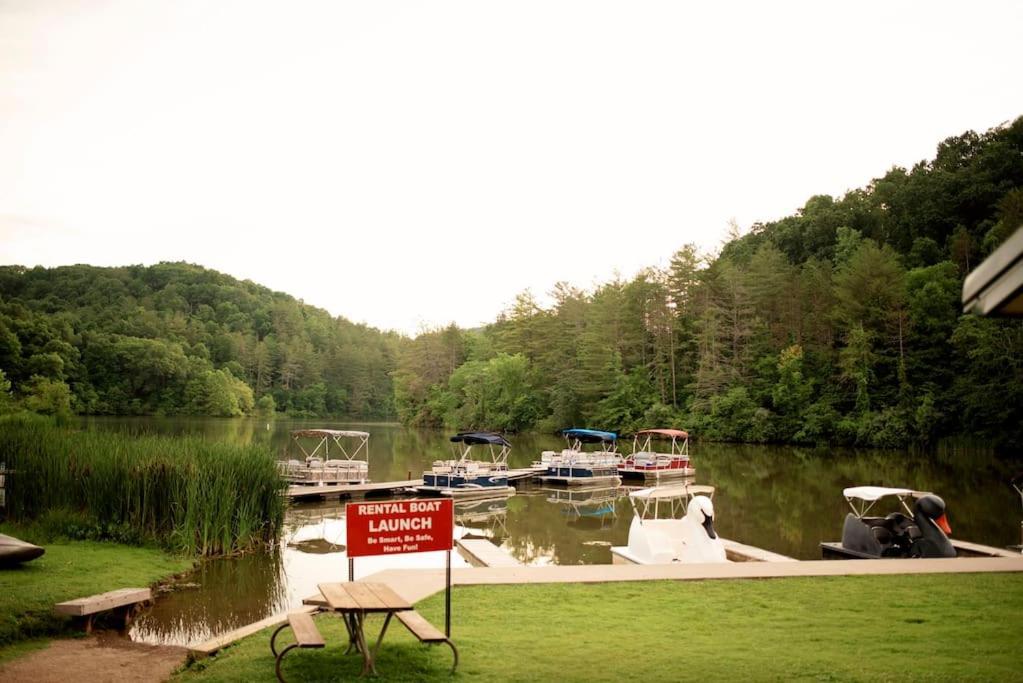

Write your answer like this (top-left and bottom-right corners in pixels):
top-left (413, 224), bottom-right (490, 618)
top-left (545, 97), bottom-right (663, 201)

top-left (0, 633), bottom-right (187, 683)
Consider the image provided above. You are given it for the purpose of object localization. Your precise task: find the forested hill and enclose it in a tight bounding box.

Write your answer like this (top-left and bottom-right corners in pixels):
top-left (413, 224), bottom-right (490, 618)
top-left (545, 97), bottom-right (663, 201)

top-left (394, 116), bottom-right (1023, 449)
top-left (0, 262), bottom-right (399, 418)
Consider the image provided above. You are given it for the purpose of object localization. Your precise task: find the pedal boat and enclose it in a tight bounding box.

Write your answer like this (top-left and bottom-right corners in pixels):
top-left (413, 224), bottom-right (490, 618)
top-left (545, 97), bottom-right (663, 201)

top-left (415, 432), bottom-right (515, 500)
top-left (278, 429), bottom-right (371, 485)
top-left (610, 484), bottom-right (726, 564)
top-left (820, 486), bottom-right (956, 559)
top-left (618, 428), bottom-right (694, 481)
top-left (538, 428), bottom-right (622, 486)
top-left (0, 533), bottom-right (45, 567)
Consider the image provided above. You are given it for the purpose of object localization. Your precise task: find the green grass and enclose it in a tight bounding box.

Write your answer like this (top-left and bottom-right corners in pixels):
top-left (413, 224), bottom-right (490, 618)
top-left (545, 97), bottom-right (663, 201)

top-left (0, 414), bottom-right (285, 555)
top-left (0, 523), bottom-right (192, 648)
top-left (177, 573), bottom-right (1023, 682)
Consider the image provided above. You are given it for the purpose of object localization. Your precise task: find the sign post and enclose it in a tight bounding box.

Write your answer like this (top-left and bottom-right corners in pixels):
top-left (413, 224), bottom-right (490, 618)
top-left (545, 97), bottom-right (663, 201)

top-left (346, 498), bottom-right (455, 636)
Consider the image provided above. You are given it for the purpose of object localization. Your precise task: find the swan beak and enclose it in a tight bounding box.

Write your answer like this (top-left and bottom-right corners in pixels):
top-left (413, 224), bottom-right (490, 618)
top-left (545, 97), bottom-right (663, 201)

top-left (935, 513), bottom-right (952, 535)
top-left (702, 515), bottom-right (718, 540)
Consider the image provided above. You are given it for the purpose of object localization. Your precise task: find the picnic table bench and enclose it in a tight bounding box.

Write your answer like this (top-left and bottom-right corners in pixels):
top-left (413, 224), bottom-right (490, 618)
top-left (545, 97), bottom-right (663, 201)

top-left (54, 587), bottom-right (152, 633)
top-left (272, 583), bottom-right (458, 680)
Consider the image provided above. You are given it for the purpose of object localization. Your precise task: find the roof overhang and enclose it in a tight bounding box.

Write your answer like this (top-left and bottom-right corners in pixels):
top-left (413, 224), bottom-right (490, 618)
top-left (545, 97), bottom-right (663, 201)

top-left (962, 225), bottom-right (1023, 317)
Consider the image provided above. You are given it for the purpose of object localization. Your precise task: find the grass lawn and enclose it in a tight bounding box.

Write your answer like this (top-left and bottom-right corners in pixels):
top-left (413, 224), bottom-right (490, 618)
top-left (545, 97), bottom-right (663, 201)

top-left (177, 573), bottom-right (1023, 682)
top-left (0, 523), bottom-right (193, 649)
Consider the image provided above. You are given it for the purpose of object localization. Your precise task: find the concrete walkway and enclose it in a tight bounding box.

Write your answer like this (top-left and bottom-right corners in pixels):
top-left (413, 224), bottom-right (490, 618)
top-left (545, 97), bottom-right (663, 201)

top-left (189, 555), bottom-right (1023, 655)
top-left (368, 556), bottom-right (1023, 603)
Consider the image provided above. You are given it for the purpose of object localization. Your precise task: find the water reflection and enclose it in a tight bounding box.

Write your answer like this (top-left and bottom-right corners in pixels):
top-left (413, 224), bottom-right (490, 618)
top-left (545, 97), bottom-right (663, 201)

top-left (78, 418), bottom-right (1022, 645)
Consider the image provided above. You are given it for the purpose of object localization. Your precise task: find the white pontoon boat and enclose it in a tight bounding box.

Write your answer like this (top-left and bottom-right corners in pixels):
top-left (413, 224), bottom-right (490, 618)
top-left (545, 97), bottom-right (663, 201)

top-left (278, 429), bottom-right (371, 485)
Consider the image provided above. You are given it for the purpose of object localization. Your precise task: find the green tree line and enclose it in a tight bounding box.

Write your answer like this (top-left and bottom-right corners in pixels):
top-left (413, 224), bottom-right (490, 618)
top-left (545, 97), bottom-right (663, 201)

top-left (0, 262), bottom-right (399, 418)
top-left (394, 117), bottom-right (1023, 448)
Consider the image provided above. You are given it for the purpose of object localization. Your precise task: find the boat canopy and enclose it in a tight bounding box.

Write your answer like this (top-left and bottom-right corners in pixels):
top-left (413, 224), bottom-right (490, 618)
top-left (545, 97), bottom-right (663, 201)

top-left (450, 432), bottom-right (511, 447)
top-left (842, 486), bottom-right (919, 501)
top-left (289, 429), bottom-right (370, 461)
top-left (635, 428), bottom-right (689, 439)
top-left (628, 484), bottom-right (714, 522)
top-left (561, 428), bottom-right (617, 443)
top-left (629, 484), bottom-right (714, 501)
top-left (842, 486), bottom-right (930, 518)
top-left (291, 429), bottom-right (370, 439)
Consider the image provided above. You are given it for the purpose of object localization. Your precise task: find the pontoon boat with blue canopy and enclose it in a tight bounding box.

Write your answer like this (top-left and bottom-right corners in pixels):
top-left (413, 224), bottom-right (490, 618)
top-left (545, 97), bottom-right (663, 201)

top-left (416, 432), bottom-right (515, 500)
top-left (538, 428), bottom-right (622, 486)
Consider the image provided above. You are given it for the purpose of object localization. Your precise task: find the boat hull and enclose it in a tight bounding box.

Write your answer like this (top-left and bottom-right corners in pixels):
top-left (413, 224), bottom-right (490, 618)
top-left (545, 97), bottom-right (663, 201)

top-left (0, 534), bottom-right (45, 567)
top-left (415, 485), bottom-right (515, 500)
top-left (617, 467), bottom-right (695, 481)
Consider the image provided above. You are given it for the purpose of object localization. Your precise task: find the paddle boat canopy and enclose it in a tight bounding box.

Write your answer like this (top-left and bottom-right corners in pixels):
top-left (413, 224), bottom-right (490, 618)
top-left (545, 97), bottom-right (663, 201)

top-left (820, 486), bottom-right (957, 559)
top-left (279, 429), bottom-right (371, 485)
top-left (619, 428), bottom-right (694, 480)
top-left (416, 432), bottom-right (515, 500)
top-left (610, 484), bottom-right (725, 564)
top-left (538, 428), bottom-right (622, 486)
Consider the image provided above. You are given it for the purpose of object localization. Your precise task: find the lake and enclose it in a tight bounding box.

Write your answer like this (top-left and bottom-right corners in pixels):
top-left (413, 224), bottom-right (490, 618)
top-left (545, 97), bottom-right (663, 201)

top-left (77, 417), bottom-right (1022, 646)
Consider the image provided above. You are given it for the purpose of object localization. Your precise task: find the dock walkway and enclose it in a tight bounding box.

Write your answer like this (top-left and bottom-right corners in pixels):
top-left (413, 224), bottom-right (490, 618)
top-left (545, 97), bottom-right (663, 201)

top-left (286, 479), bottom-right (423, 501)
top-left (188, 556), bottom-right (1023, 656)
top-left (455, 538), bottom-right (522, 568)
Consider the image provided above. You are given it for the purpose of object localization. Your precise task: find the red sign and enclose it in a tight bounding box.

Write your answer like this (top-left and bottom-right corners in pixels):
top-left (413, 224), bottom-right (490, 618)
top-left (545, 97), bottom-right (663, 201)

top-left (346, 498), bottom-right (453, 558)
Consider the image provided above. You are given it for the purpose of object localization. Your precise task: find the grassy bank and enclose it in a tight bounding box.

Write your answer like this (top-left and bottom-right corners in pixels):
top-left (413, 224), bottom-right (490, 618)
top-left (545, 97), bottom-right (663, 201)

top-left (178, 573), bottom-right (1023, 682)
top-left (0, 524), bottom-right (192, 648)
top-left (0, 414), bottom-right (285, 555)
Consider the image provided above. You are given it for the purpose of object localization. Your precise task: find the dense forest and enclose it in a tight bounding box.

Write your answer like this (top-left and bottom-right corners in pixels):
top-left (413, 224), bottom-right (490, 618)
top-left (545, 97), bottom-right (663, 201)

top-left (1, 117), bottom-right (1021, 449)
top-left (0, 263), bottom-right (398, 418)
top-left (393, 117), bottom-right (1023, 449)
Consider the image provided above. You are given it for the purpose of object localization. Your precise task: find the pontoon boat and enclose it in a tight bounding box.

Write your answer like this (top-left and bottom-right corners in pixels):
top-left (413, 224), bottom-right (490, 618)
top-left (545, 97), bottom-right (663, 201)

top-left (618, 429), bottom-right (694, 481)
top-left (538, 428), bottom-right (622, 486)
top-left (415, 432), bottom-right (516, 500)
top-left (279, 429), bottom-right (371, 485)
top-left (610, 484), bottom-right (726, 564)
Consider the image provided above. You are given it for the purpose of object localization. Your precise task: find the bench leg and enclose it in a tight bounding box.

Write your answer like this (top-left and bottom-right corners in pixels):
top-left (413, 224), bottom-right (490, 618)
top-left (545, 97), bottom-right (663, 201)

top-left (84, 615), bottom-right (93, 635)
top-left (275, 643), bottom-right (299, 683)
top-left (443, 639), bottom-right (459, 675)
top-left (370, 612), bottom-right (393, 663)
top-left (270, 623), bottom-right (290, 657)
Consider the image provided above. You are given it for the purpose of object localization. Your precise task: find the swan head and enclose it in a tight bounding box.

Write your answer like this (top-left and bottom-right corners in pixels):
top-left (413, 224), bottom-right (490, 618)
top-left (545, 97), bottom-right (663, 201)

top-left (686, 495), bottom-right (718, 539)
top-left (915, 494), bottom-right (952, 535)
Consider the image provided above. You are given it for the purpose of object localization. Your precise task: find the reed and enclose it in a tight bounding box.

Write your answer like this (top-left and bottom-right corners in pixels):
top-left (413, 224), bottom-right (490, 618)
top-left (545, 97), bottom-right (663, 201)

top-left (0, 414), bottom-right (285, 556)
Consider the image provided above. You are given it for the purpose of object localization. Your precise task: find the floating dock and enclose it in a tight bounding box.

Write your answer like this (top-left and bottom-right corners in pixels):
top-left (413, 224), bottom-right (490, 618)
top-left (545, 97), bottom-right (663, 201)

top-left (455, 538), bottom-right (523, 568)
top-left (286, 479), bottom-right (423, 501)
top-left (506, 467), bottom-right (545, 483)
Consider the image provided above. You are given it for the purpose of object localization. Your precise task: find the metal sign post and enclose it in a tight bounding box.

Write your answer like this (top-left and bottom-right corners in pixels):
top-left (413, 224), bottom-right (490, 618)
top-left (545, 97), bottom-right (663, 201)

top-left (345, 498), bottom-right (456, 629)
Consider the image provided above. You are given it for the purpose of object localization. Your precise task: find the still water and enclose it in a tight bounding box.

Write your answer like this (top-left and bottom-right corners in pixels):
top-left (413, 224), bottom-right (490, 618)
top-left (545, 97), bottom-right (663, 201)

top-left (77, 417), bottom-right (1022, 647)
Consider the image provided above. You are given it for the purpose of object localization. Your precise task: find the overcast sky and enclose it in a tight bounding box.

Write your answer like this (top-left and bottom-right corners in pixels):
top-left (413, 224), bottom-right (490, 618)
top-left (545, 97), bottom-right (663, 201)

top-left (1, 1), bottom-right (1021, 334)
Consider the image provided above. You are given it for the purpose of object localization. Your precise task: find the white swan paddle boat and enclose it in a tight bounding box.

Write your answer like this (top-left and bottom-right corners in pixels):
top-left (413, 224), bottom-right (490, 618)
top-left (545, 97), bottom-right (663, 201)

top-left (278, 429), bottom-right (371, 485)
top-left (610, 484), bottom-right (727, 564)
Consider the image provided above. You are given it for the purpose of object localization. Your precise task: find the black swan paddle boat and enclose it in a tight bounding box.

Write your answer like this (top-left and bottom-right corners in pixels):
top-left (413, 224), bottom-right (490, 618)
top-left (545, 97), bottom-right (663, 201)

top-left (821, 486), bottom-right (957, 560)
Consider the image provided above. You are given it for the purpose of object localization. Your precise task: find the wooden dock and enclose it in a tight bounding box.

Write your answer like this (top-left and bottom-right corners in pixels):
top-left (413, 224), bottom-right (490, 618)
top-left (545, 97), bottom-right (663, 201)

top-left (506, 467), bottom-right (544, 483)
top-left (286, 479), bottom-right (423, 501)
top-left (456, 538), bottom-right (523, 567)
top-left (722, 538), bottom-right (798, 562)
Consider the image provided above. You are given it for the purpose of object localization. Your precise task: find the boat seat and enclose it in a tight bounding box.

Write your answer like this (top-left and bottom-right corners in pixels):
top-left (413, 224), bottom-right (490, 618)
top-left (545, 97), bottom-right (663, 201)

top-left (871, 525), bottom-right (894, 547)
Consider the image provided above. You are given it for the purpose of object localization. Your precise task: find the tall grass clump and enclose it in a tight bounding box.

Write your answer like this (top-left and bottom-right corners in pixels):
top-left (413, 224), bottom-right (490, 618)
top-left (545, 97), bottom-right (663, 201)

top-left (0, 414), bottom-right (285, 556)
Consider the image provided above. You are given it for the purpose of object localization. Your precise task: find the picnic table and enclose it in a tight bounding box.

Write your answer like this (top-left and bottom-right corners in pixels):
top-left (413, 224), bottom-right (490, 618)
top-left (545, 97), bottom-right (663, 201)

top-left (316, 582), bottom-right (413, 676)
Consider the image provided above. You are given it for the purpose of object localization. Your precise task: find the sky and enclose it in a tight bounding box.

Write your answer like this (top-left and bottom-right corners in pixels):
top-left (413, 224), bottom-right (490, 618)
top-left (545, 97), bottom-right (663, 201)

top-left (1, 1), bottom-right (1021, 335)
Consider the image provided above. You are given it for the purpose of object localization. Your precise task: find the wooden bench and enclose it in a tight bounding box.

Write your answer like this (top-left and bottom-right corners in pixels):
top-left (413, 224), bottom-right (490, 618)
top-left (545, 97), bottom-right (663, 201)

top-left (395, 610), bottom-right (459, 674)
top-left (54, 587), bottom-right (152, 634)
top-left (270, 612), bottom-right (325, 682)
